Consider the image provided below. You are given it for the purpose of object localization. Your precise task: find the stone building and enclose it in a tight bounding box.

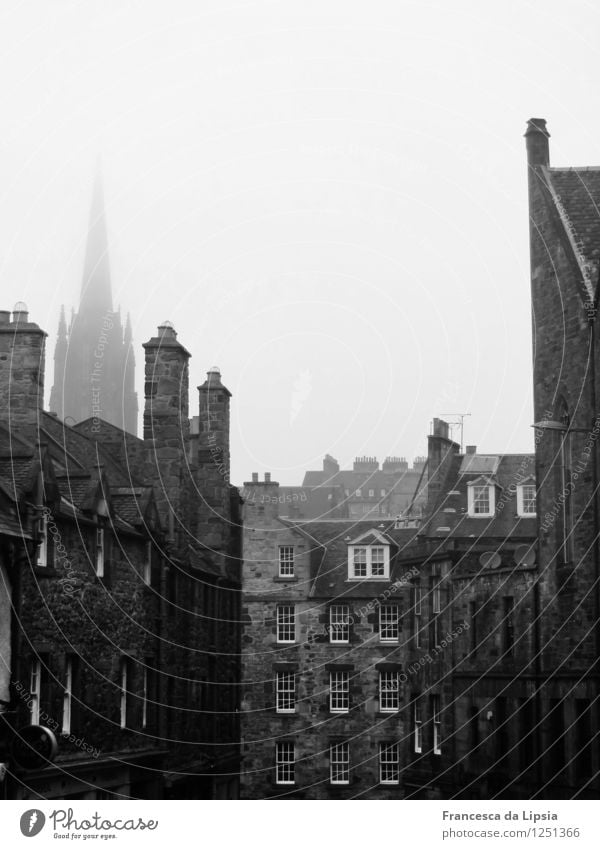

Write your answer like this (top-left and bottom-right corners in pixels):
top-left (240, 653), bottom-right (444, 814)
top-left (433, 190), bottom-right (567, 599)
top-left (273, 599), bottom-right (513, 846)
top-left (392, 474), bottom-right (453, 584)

top-left (0, 305), bottom-right (241, 799)
top-left (49, 170), bottom-right (138, 435)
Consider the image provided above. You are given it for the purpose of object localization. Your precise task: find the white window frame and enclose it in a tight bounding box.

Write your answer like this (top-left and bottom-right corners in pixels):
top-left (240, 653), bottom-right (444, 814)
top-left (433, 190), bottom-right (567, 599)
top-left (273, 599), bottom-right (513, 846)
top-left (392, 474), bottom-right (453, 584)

top-left (348, 545), bottom-right (390, 580)
top-left (379, 671), bottom-right (399, 713)
top-left (368, 489), bottom-right (375, 497)
top-left (517, 483), bottom-right (537, 517)
top-left (120, 656), bottom-right (128, 729)
top-left (276, 604), bottom-right (296, 643)
top-left (379, 603), bottom-right (399, 642)
top-left (414, 584), bottom-right (422, 649)
top-left (144, 541), bottom-right (152, 585)
top-left (468, 484), bottom-right (495, 517)
top-left (330, 742), bottom-right (350, 785)
top-left (433, 694), bottom-right (442, 755)
top-left (329, 605), bottom-right (350, 643)
top-left (30, 658), bottom-right (41, 725)
top-left (35, 513), bottom-right (48, 567)
top-left (62, 656), bottom-right (73, 735)
top-left (414, 698), bottom-right (422, 753)
top-left (275, 741), bottom-right (295, 785)
top-left (356, 489), bottom-right (361, 497)
top-left (379, 742), bottom-right (400, 785)
top-left (330, 671), bottom-right (350, 713)
top-left (381, 489), bottom-right (386, 497)
top-left (278, 546), bottom-right (295, 577)
top-left (276, 671), bottom-right (296, 714)
top-left (96, 527), bottom-right (105, 577)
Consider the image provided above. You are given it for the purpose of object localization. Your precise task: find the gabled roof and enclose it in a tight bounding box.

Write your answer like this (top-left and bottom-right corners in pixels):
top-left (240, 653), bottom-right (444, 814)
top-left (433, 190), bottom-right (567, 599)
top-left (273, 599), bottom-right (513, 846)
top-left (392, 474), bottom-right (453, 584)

top-left (347, 527), bottom-right (393, 546)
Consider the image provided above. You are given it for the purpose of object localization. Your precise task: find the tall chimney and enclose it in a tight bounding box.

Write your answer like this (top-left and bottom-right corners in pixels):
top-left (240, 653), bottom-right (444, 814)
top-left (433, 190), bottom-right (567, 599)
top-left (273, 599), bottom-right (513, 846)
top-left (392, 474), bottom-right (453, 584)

top-left (0, 303), bottom-right (47, 433)
top-left (525, 118), bottom-right (550, 168)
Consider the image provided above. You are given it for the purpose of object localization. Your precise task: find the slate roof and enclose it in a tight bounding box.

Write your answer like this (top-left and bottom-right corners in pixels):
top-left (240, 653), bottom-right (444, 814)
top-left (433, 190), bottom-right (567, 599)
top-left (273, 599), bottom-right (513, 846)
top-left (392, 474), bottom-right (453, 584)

top-left (545, 167), bottom-right (600, 263)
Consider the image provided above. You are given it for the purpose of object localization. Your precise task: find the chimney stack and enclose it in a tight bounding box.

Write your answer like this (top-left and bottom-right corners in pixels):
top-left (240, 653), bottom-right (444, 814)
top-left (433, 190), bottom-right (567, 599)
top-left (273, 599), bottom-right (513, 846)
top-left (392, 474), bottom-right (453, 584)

top-left (525, 118), bottom-right (550, 168)
top-left (0, 303), bottom-right (47, 433)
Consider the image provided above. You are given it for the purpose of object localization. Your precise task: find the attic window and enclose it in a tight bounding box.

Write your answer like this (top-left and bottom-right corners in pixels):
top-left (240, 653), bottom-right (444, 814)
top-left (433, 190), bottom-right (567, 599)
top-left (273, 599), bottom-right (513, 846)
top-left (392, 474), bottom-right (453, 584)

top-left (517, 484), bottom-right (537, 517)
top-left (35, 513), bottom-right (49, 568)
top-left (348, 545), bottom-right (390, 580)
top-left (467, 483), bottom-right (495, 518)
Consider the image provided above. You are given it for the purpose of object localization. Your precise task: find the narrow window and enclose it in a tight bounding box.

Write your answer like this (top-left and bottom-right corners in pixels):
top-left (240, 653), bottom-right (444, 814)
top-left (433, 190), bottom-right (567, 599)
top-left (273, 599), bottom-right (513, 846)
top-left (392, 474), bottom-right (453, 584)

top-left (379, 671), bottom-right (399, 713)
top-left (329, 605), bottom-right (350, 643)
top-left (370, 546), bottom-right (386, 577)
top-left (62, 656), bottom-right (73, 735)
top-left (503, 596), bottom-right (514, 655)
top-left (368, 489), bottom-right (375, 497)
top-left (379, 604), bottom-right (399, 642)
top-left (330, 671), bottom-right (349, 713)
top-left (379, 742), bottom-right (399, 785)
top-left (276, 671), bottom-right (295, 713)
top-left (96, 527), bottom-right (105, 578)
top-left (144, 541), bottom-right (152, 586)
top-left (517, 484), bottom-right (537, 516)
top-left (275, 741), bottom-right (295, 785)
top-left (472, 485), bottom-right (491, 515)
top-left (414, 583), bottom-right (422, 649)
top-left (330, 742), bottom-right (349, 784)
top-left (356, 489), bottom-right (362, 497)
top-left (277, 605), bottom-right (296, 643)
top-left (35, 513), bottom-right (49, 567)
top-left (120, 656), bottom-right (129, 729)
top-left (351, 547), bottom-right (367, 578)
top-left (413, 697), bottom-right (422, 753)
top-left (278, 546), bottom-right (294, 577)
top-left (142, 665), bottom-right (148, 729)
top-left (380, 489), bottom-right (386, 497)
top-left (432, 694), bottom-right (442, 755)
top-left (29, 658), bottom-right (41, 724)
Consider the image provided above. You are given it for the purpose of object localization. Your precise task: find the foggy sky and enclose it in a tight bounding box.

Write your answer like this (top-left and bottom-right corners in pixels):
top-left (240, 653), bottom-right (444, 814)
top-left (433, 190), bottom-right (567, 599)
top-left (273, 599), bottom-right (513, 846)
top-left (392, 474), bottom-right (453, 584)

top-left (1, 0), bottom-right (598, 485)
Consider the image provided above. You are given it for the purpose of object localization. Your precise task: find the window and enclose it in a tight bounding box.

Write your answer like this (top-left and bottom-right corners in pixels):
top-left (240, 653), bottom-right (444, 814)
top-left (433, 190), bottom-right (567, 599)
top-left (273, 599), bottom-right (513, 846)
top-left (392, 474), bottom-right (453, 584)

top-left (329, 605), bottom-right (350, 643)
top-left (379, 671), bottom-right (399, 712)
top-left (29, 658), bottom-right (41, 724)
top-left (96, 527), bottom-right (105, 577)
top-left (432, 695), bottom-right (442, 755)
top-left (348, 545), bottom-right (390, 580)
top-left (414, 583), bottom-right (422, 648)
top-left (276, 671), bottom-right (295, 713)
top-left (141, 666), bottom-right (148, 729)
top-left (368, 489), bottom-right (375, 497)
top-left (62, 656), bottom-right (73, 734)
top-left (413, 697), bottom-right (422, 753)
top-left (379, 742), bottom-right (399, 785)
top-left (144, 541), bottom-right (152, 585)
top-left (381, 489), bottom-right (386, 497)
top-left (503, 597), bottom-right (514, 655)
top-left (119, 656), bottom-right (129, 729)
top-left (330, 742), bottom-right (349, 784)
top-left (379, 604), bottom-right (399, 642)
top-left (356, 489), bottom-right (362, 497)
top-left (517, 484), bottom-right (536, 516)
top-left (278, 546), bottom-right (294, 577)
top-left (330, 671), bottom-right (349, 713)
top-left (468, 483), bottom-right (495, 517)
top-left (35, 513), bottom-right (49, 567)
top-left (275, 742), bottom-right (295, 785)
top-left (277, 604), bottom-right (295, 643)
top-left (431, 573), bottom-right (441, 647)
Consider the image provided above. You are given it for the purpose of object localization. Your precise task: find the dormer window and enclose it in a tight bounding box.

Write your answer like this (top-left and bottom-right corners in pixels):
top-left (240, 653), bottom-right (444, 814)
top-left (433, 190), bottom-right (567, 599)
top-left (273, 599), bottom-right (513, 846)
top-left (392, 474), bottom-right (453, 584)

top-left (35, 513), bottom-right (49, 567)
top-left (517, 482), bottom-right (537, 517)
top-left (356, 489), bottom-right (362, 497)
top-left (467, 479), bottom-right (496, 517)
top-left (348, 544), bottom-right (390, 580)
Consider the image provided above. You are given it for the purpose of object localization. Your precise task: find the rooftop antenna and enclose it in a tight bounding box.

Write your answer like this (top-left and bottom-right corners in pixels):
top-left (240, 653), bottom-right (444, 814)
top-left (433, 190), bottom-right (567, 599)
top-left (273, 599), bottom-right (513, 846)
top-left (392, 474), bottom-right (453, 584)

top-left (440, 412), bottom-right (471, 453)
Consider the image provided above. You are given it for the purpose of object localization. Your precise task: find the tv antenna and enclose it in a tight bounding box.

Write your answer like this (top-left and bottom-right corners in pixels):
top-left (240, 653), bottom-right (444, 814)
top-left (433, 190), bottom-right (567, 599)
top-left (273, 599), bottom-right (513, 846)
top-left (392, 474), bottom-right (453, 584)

top-left (440, 412), bottom-right (471, 452)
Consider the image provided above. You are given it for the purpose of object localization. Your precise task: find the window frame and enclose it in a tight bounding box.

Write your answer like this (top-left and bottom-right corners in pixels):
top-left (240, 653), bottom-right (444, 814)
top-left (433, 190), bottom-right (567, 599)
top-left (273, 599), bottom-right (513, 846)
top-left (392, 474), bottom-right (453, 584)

top-left (278, 546), bottom-right (295, 578)
top-left (95, 526), bottom-right (105, 578)
top-left (329, 604), bottom-right (351, 644)
top-left (62, 656), bottom-right (73, 735)
top-left (29, 658), bottom-right (41, 725)
top-left (467, 483), bottom-right (495, 517)
top-left (276, 671), bottom-right (296, 714)
top-left (329, 671), bottom-right (350, 713)
top-left (414, 583), bottom-right (422, 649)
top-left (432, 694), bottom-right (442, 755)
top-left (379, 603), bottom-right (400, 642)
top-left (348, 544), bottom-right (390, 580)
top-left (379, 741), bottom-right (400, 785)
top-left (35, 513), bottom-right (49, 568)
top-left (517, 483), bottom-right (537, 517)
top-left (413, 697), bottom-right (422, 753)
top-left (330, 742), bottom-right (350, 785)
top-left (119, 656), bottom-right (129, 729)
top-left (503, 596), bottom-right (515, 656)
top-left (275, 741), bottom-right (295, 785)
top-left (379, 671), bottom-right (400, 713)
top-left (143, 541), bottom-right (152, 586)
top-left (276, 604), bottom-right (296, 644)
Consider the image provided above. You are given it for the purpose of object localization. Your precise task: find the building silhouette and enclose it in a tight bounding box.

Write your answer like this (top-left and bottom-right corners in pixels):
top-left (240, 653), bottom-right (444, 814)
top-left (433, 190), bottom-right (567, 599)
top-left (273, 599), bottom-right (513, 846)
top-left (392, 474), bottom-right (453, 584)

top-left (49, 169), bottom-right (138, 435)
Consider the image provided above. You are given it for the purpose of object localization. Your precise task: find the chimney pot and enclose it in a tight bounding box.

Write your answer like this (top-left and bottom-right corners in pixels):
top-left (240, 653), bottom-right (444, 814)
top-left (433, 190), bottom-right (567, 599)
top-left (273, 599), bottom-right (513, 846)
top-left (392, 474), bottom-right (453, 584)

top-left (12, 301), bottom-right (29, 323)
top-left (466, 445), bottom-right (477, 454)
top-left (265, 472), bottom-right (271, 483)
top-left (252, 472), bottom-right (259, 483)
top-left (158, 320), bottom-right (177, 340)
top-left (0, 310), bottom-right (10, 324)
top-left (525, 118), bottom-right (550, 167)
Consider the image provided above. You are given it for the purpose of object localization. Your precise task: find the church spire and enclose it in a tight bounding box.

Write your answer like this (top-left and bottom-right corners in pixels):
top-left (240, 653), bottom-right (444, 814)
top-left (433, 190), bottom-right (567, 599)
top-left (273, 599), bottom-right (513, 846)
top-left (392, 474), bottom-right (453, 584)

top-left (79, 160), bottom-right (113, 317)
top-left (49, 305), bottom-right (68, 417)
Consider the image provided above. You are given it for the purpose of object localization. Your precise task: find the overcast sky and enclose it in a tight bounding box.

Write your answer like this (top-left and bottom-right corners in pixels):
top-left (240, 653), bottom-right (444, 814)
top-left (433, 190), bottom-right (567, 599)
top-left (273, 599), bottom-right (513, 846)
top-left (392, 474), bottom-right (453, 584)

top-left (1, 0), bottom-right (598, 485)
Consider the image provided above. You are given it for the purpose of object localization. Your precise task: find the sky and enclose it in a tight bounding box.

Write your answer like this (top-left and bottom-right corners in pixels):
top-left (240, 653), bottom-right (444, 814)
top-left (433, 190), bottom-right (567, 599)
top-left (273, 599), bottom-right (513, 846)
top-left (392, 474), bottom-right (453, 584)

top-left (1, 0), bottom-right (599, 485)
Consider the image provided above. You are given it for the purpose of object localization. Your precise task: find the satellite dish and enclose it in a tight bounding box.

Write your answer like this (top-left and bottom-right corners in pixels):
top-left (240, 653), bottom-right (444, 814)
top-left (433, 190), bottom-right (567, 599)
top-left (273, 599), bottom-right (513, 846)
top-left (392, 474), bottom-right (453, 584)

top-left (479, 551), bottom-right (502, 569)
top-left (11, 725), bottom-right (58, 771)
top-left (514, 544), bottom-right (536, 566)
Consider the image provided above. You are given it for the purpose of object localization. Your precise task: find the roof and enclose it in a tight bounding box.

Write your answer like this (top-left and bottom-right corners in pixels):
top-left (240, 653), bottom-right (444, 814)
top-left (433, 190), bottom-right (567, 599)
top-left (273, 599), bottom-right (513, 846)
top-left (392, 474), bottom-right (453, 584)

top-left (546, 168), bottom-right (600, 264)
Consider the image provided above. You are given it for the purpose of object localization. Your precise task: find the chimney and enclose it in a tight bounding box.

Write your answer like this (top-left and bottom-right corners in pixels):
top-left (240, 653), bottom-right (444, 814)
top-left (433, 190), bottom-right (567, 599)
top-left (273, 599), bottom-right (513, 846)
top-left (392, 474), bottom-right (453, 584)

top-left (142, 321), bottom-right (190, 526)
top-left (525, 118), bottom-right (550, 168)
top-left (264, 472), bottom-right (271, 483)
top-left (426, 418), bottom-right (459, 511)
top-left (323, 454), bottom-right (340, 477)
top-left (252, 472), bottom-right (259, 482)
top-left (0, 303), bottom-right (47, 432)
top-left (466, 445), bottom-right (477, 455)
